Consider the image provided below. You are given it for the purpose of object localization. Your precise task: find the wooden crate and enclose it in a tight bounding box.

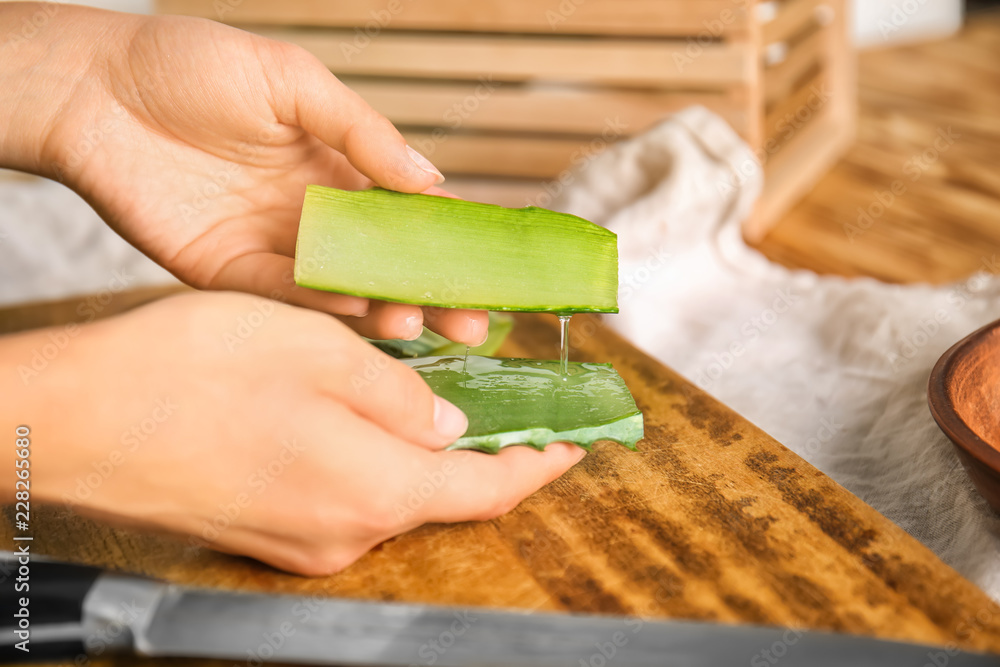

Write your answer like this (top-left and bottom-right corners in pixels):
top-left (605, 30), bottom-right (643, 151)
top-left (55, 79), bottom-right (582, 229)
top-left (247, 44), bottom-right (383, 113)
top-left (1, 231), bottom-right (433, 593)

top-left (157, 0), bottom-right (855, 241)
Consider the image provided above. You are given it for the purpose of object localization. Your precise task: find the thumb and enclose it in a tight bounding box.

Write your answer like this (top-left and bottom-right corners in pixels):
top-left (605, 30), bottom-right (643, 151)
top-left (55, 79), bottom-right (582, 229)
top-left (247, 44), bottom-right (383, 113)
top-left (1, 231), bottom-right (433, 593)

top-left (326, 333), bottom-right (469, 450)
top-left (274, 44), bottom-right (444, 192)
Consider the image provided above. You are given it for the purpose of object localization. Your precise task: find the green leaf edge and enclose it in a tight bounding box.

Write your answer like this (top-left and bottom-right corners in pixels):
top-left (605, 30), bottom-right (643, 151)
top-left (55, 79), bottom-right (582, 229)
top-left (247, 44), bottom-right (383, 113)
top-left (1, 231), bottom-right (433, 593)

top-left (370, 313), bottom-right (514, 359)
top-left (294, 187), bottom-right (620, 314)
top-left (295, 276), bottom-right (619, 314)
top-left (446, 412), bottom-right (644, 455)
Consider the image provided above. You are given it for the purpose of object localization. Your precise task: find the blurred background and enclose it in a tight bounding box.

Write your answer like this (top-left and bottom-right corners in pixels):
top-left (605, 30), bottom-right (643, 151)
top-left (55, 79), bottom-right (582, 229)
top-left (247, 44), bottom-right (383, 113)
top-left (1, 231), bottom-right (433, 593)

top-left (70, 0), bottom-right (972, 47)
top-left (1, 0), bottom-right (998, 306)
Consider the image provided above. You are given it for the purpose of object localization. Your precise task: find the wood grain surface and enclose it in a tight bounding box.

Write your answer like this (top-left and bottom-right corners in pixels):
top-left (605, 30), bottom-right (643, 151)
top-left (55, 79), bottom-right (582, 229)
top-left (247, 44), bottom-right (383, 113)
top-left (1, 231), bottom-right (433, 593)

top-left (2, 287), bottom-right (1000, 665)
top-left (754, 10), bottom-right (1000, 284)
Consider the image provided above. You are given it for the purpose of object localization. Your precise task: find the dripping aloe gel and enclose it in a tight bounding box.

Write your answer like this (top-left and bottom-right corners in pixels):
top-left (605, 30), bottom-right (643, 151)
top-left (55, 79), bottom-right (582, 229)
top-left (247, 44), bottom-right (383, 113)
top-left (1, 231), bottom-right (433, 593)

top-left (294, 186), bottom-right (642, 452)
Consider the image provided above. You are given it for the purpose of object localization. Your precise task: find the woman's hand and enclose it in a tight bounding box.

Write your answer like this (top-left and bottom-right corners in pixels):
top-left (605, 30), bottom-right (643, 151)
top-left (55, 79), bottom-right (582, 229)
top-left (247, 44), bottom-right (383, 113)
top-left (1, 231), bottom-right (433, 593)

top-left (2, 292), bottom-right (585, 575)
top-left (0, 3), bottom-right (487, 344)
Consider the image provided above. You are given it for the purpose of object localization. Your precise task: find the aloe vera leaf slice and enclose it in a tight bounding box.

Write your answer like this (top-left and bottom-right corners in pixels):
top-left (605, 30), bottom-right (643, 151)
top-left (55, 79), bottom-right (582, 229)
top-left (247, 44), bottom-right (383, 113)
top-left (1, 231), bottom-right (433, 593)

top-left (403, 356), bottom-right (644, 454)
top-left (371, 313), bottom-right (514, 359)
top-left (294, 186), bottom-right (619, 313)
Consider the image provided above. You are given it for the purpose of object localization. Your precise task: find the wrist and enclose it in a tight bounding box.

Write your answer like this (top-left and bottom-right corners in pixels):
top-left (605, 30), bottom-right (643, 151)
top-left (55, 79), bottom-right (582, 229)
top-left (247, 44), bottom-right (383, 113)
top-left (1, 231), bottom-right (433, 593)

top-left (0, 322), bottom-right (92, 507)
top-left (0, 3), bottom-right (139, 181)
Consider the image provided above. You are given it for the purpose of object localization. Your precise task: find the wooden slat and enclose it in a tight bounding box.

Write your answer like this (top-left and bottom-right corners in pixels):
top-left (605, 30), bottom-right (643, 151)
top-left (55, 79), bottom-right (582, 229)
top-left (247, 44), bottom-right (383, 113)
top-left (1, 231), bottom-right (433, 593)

top-left (764, 70), bottom-right (827, 142)
top-left (402, 132), bottom-right (592, 179)
top-left (342, 78), bottom-right (748, 138)
top-left (764, 24), bottom-right (826, 107)
top-left (250, 28), bottom-right (751, 89)
top-left (158, 0), bottom-right (752, 38)
top-left (763, 0), bottom-right (823, 45)
top-left (445, 177), bottom-right (547, 208)
top-left (748, 106), bottom-right (854, 241)
top-left (749, 0), bottom-right (855, 241)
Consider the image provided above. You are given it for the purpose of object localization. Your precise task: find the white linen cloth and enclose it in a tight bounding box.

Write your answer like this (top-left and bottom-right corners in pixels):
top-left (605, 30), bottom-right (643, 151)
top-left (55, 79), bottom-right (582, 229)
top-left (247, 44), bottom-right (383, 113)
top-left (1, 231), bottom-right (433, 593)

top-left (1, 108), bottom-right (999, 600)
top-left (551, 106), bottom-right (1000, 601)
top-left (0, 176), bottom-right (176, 307)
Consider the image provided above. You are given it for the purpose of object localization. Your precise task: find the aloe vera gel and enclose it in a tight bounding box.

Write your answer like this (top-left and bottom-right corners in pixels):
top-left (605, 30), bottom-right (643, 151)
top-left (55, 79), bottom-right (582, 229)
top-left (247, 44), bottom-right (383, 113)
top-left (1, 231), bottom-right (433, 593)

top-left (294, 186), bottom-right (619, 313)
top-left (295, 186), bottom-right (643, 453)
top-left (406, 356), bottom-right (644, 453)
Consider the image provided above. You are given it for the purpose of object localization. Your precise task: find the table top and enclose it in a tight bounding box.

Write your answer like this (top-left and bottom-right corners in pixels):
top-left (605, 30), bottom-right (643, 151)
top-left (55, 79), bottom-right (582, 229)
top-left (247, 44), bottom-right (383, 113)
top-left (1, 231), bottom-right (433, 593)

top-left (3, 285), bottom-right (1000, 665)
top-left (755, 10), bottom-right (1000, 285)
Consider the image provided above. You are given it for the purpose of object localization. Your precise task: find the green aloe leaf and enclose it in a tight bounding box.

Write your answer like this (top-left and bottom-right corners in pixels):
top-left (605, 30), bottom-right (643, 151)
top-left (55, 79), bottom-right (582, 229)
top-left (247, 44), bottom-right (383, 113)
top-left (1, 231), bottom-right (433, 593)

top-left (404, 355), bottom-right (644, 454)
top-left (370, 313), bottom-right (514, 359)
top-left (294, 186), bottom-right (619, 313)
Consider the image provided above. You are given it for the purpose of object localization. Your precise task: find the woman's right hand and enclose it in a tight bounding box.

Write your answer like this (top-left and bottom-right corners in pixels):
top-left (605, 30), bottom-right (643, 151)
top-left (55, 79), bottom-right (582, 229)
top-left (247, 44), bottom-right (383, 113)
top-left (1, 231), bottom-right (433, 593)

top-left (3, 292), bottom-right (585, 575)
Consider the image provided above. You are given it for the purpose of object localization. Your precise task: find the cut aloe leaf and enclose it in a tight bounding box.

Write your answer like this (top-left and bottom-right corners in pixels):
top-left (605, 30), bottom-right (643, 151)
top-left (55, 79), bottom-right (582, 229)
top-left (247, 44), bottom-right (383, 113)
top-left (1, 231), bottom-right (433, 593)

top-left (372, 313), bottom-right (514, 359)
top-left (294, 186), bottom-right (619, 313)
top-left (404, 356), bottom-right (644, 453)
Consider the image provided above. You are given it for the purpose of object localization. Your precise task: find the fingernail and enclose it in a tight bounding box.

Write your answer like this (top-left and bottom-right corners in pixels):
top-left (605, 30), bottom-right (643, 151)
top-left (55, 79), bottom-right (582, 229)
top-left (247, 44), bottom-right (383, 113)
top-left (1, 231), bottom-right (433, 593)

top-left (469, 317), bottom-right (489, 347)
top-left (554, 442), bottom-right (588, 463)
top-left (349, 298), bottom-right (369, 318)
top-left (403, 314), bottom-right (423, 341)
top-left (406, 145), bottom-right (445, 185)
top-left (434, 395), bottom-right (468, 441)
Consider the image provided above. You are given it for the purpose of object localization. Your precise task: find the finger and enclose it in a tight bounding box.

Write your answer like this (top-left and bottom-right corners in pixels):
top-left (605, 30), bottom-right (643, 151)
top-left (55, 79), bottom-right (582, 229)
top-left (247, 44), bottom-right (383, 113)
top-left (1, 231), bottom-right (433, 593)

top-left (208, 252), bottom-right (369, 317)
top-left (337, 300), bottom-right (425, 341)
top-left (422, 307), bottom-right (489, 346)
top-left (318, 334), bottom-right (469, 450)
top-left (423, 186), bottom-right (460, 199)
top-left (199, 526), bottom-right (338, 576)
top-left (273, 45), bottom-right (444, 193)
top-left (418, 444), bottom-right (588, 524)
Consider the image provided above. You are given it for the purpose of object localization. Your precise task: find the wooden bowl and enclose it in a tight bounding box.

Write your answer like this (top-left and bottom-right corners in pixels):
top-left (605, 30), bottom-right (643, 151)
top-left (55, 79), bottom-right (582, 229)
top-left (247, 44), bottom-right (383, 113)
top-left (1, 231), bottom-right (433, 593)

top-left (929, 319), bottom-right (1000, 514)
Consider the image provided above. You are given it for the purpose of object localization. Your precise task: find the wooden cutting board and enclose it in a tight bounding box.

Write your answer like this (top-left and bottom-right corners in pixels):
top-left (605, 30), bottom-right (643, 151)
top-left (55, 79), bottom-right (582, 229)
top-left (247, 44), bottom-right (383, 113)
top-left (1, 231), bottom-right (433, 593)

top-left (2, 286), bottom-right (1000, 664)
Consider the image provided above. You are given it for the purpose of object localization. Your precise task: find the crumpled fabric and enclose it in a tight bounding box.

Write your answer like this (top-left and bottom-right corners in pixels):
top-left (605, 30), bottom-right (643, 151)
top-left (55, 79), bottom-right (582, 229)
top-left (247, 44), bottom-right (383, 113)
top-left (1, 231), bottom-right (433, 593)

top-left (0, 177), bottom-right (176, 307)
top-left (552, 106), bottom-right (1000, 601)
